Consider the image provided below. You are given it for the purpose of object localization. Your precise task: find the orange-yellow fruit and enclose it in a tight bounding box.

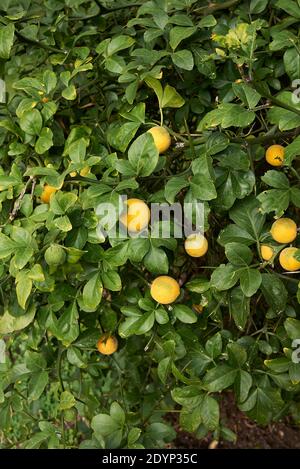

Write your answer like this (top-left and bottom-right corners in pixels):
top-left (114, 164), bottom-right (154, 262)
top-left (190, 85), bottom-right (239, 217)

top-left (41, 185), bottom-right (57, 204)
top-left (150, 276), bottom-right (180, 305)
top-left (97, 335), bottom-right (118, 355)
top-left (265, 145), bottom-right (284, 166)
top-left (184, 233), bottom-right (208, 258)
top-left (279, 247), bottom-right (300, 271)
top-left (147, 126), bottom-right (171, 154)
top-left (270, 218), bottom-right (297, 244)
top-left (120, 198), bottom-right (150, 233)
top-left (260, 245), bottom-right (274, 261)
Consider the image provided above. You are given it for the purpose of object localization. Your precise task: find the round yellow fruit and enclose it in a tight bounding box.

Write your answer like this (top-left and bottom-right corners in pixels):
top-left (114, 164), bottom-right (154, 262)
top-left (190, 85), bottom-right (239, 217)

top-left (265, 145), bottom-right (284, 166)
top-left (120, 198), bottom-right (150, 233)
top-left (150, 276), bottom-right (180, 305)
top-left (97, 335), bottom-right (118, 355)
top-left (279, 247), bottom-right (300, 271)
top-left (270, 218), bottom-right (297, 244)
top-left (260, 245), bottom-right (274, 261)
top-left (184, 233), bottom-right (208, 258)
top-left (147, 126), bottom-right (171, 154)
top-left (41, 185), bottom-right (57, 204)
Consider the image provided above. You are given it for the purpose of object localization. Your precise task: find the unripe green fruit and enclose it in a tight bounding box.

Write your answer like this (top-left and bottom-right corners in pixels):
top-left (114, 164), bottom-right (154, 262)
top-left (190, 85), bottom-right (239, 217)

top-left (44, 244), bottom-right (66, 266)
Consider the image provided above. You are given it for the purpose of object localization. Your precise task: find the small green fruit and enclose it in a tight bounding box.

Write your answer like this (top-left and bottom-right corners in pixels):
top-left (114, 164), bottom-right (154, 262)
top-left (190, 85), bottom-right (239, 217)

top-left (44, 244), bottom-right (66, 266)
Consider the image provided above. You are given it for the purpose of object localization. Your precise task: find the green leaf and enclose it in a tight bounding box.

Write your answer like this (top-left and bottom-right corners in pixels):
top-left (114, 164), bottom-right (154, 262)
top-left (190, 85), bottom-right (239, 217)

top-left (0, 233), bottom-right (16, 258)
top-left (59, 391), bottom-right (76, 410)
top-left (28, 371), bottom-right (48, 401)
top-left (35, 127), bottom-right (53, 154)
top-left (143, 246), bottom-right (168, 274)
top-left (268, 91), bottom-right (300, 131)
top-left (128, 132), bottom-right (159, 177)
top-left (0, 305), bottom-right (36, 334)
top-left (82, 273), bottom-right (103, 310)
top-left (62, 84), bottom-right (76, 100)
top-left (169, 26), bottom-right (197, 50)
top-left (172, 49), bottom-right (194, 70)
top-left (173, 304), bottom-right (198, 324)
top-left (203, 365), bottom-right (237, 392)
top-left (161, 84), bottom-right (185, 108)
top-left (185, 276), bottom-right (211, 293)
top-left (16, 271), bottom-right (33, 309)
top-left (19, 109), bottom-right (43, 136)
top-left (275, 0), bottom-right (300, 18)
top-left (0, 23), bottom-right (15, 59)
top-left (284, 318), bottom-right (300, 339)
top-left (284, 48), bottom-right (300, 80)
top-left (261, 273), bottom-right (288, 313)
top-left (165, 176), bottom-right (189, 203)
top-left (210, 263), bottom-right (239, 291)
top-left (101, 270), bottom-right (122, 291)
top-left (229, 287), bottom-right (250, 330)
top-left (225, 242), bottom-right (253, 266)
top-left (106, 35), bottom-right (135, 56)
top-left (239, 268), bottom-right (262, 297)
top-left (199, 104), bottom-right (256, 130)
top-left (250, 0), bottom-right (268, 14)
top-left (205, 333), bottom-right (222, 359)
top-left (158, 357), bottom-right (172, 384)
top-left (200, 395), bottom-right (219, 430)
top-left (232, 82), bottom-right (261, 109)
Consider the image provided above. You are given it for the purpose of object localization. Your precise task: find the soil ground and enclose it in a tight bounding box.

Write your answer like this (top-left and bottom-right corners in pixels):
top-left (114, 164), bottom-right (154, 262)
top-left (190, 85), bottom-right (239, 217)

top-left (169, 393), bottom-right (300, 449)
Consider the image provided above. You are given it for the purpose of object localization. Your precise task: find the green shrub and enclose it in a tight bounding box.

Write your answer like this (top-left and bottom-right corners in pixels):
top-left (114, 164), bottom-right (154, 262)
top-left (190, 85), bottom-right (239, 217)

top-left (1, 0), bottom-right (300, 449)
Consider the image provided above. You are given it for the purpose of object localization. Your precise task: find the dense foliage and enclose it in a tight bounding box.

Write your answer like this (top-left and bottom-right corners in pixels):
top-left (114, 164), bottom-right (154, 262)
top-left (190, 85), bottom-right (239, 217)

top-left (1, 0), bottom-right (300, 449)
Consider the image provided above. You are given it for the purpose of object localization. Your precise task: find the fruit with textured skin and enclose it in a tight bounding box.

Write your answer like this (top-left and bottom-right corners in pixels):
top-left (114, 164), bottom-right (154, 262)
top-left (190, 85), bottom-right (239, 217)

top-left (265, 145), bottom-right (284, 166)
top-left (260, 245), bottom-right (274, 261)
top-left (41, 185), bottom-right (57, 203)
top-left (185, 233), bottom-right (208, 258)
top-left (44, 244), bottom-right (66, 266)
top-left (120, 198), bottom-right (150, 233)
top-left (270, 218), bottom-right (297, 243)
top-left (147, 126), bottom-right (171, 154)
top-left (279, 247), bottom-right (300, 271)
top-left (150, 276), bottom-right (180, 304)
top-left (97, 335), bottom-right (118, 355)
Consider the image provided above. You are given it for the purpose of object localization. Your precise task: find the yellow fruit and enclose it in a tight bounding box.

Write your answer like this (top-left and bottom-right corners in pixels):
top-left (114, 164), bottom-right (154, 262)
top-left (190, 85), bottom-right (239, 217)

top-left (70, 171), bottom-right (77, 177)
top-left (41, 185), bottom-right (57, 204)
top-left (147, 126), bottom-right (171, 154)
top-left (184, 233), bottom-right (208, 258)
top-left (80, 166), bottom-right (90, 177)
top-left (97, 335), bottom-right (118, 355)
top-left (270, 218), bottom-right (297, 244)
top-left (265, 145), bottom-right (284, 166)
top-left (260, 245), bottom-right (274, 261)
top-left (279, 247), bottom-right (300, 271)
top-left (120, 198), bottom-right (150, 233)
top-left (150, 276), bottom-right (180, 305)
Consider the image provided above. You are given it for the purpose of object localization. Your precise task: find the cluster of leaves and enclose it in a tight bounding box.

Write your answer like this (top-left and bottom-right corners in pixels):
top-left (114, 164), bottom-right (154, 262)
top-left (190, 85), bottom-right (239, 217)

top-left (1, 0), bottom-right (300, 449)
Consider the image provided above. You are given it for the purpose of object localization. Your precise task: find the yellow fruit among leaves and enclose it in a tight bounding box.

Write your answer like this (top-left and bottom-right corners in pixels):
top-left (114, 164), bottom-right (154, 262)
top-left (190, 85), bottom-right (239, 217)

top-left (265, 144), bottom-right (284, 166)
top-left (150, 276), bottom-right (180, 305)
top-left (97, 335), bottom-right (118, 355)
top-left (120, 198), bottom-right (150, 233)
top-left (147, 126), bottom-right (171, 154)
top-left (41, 185), bottom-right (57, 204)
top-left (260, 245), bottom-right (274, 261)
top-left (270, 218), bottom-right (297, 244)
top-left (185, 233), bottom-right (208, 258)
top-left (279, 247), bottom-right (300, 271)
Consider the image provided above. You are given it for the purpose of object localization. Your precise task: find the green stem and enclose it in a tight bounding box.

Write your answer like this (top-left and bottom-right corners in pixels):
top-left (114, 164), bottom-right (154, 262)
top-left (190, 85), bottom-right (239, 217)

top-left (194, 0), bottom-right (240, 14)
top-left (252, 82), bottom-right (300, 118)
top-left (57, 347), bottom-right (65, 392)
